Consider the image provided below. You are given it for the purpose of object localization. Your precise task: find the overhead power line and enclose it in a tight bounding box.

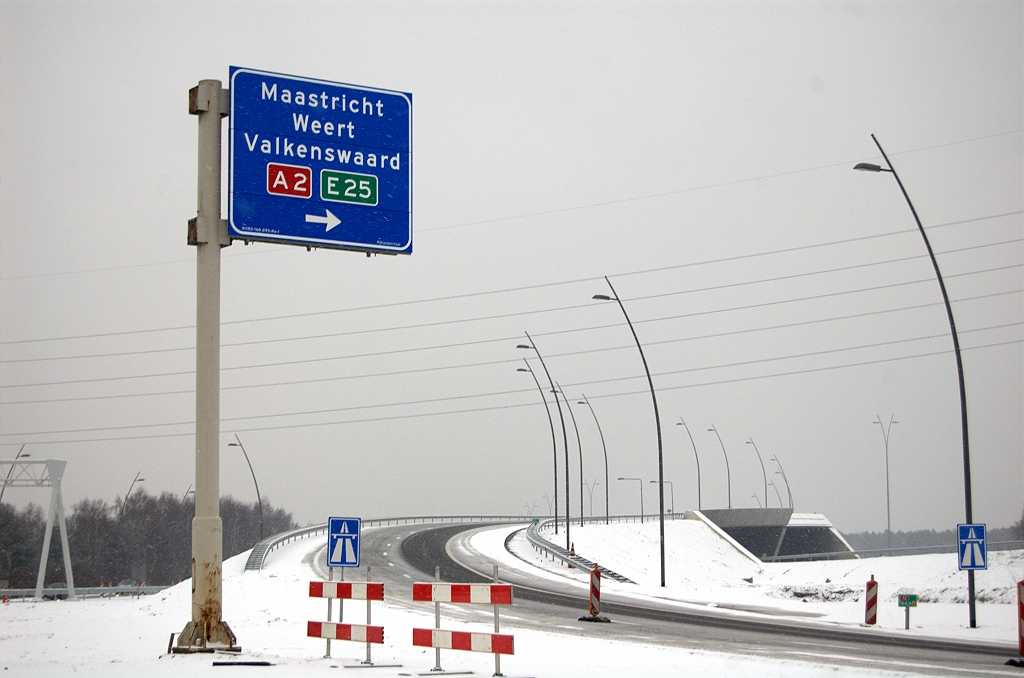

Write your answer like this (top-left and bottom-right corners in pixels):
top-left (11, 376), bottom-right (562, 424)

top-left (3, 338), bottom-right (1019, 448)
top-left (2, 210), bottom-right (1018, 347)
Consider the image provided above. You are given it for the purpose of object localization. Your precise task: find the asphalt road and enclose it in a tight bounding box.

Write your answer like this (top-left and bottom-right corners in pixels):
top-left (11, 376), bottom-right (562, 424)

top-left (309, 521), bottom-right (1024, 677)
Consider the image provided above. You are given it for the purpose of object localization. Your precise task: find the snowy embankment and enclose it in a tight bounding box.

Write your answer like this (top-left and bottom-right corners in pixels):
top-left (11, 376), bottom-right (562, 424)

top-left (497, 519), bottom-right (1023, 641)
top-left (1, 520), bottom-right (1020, 677)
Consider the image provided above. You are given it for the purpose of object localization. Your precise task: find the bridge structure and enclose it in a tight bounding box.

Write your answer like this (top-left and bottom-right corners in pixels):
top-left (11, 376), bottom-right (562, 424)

top-left (1, 458), bottom-right (76, 599)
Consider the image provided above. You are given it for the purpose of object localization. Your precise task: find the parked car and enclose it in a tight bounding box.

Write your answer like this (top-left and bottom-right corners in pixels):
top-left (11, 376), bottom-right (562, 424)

top-left (42, 582), bottom-right (68, 600)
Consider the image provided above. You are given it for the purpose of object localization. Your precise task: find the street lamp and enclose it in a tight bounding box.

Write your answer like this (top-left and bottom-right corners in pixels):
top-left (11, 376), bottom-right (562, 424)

top-left (855, 134), bottom-right (975, 627)
top-left (555, 383), bottom-right (585, 528)
top-left (676, 418), bottom-right (702, 511)
top-left (119, 472), bottom-right (145, 520)
top-left (594, 276), bottom-right (666, 587)
top-left (518, 360), bottom-right (559, 532)
top-left (874, 415), bottom-right (898, 551)
top-left (578, 395), bottom-right (610, 525)
top-left (229, 434), bottom-right (263, 541)
top-left (518, 333), bottom-right (570, 549)
top-left (0, 446), bottom-right (30, 504)
top-left (617, 477), bottom-right (643, 522)
top-left (746, 438), bottom-right (768, 510)
top-left (650, 480), bottom-right (674, 515)
top-left (181, 484), bottom-right (195, 507)
top-left (768, 481), bottom-right (783, 508)
top-left (771, 455), bottom-right (792, 509)
top-left (707, 424), bottom-right (732, 509)
top-left (584, 480), bottom-right (600, 517)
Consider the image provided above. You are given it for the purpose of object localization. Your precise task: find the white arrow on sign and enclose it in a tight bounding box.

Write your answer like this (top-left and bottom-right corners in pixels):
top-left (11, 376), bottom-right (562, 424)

top-left (306, 209), bottom-right (341, 232)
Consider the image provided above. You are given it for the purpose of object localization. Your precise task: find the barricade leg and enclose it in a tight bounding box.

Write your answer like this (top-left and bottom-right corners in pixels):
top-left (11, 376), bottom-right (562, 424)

top-left (432, 565), bottom-right (442, 672)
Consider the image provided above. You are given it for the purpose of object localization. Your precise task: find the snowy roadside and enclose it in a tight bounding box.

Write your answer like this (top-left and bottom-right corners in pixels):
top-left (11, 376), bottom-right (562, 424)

top-left (2, 523), bottom-right (1019, 678)
top-left (490, 519), bottom-right (1022, 645)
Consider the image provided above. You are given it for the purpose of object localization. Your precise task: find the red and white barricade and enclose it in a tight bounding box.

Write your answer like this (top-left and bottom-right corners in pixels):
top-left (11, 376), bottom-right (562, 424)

top-left (412, 582), bottom-right (512, 605)
top-left (308, 577), bottom-right (385, 662)
top-left (865, 575), bottom-right (878, 625)
top-left (413, 574), bottom-right (514, 675)
top-left (412, 628), bottom-right (514, 655)
top-left (308, 621), bottom-right (383, 644)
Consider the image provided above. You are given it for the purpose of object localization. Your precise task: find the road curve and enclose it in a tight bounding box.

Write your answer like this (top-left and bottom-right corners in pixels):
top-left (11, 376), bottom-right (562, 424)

top-left (389, 521), bottom-right (1022, 677)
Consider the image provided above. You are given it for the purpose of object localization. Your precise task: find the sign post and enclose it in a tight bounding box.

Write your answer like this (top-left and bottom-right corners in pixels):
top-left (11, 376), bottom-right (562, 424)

top-left (176, 67), bottom-right (411, 653)
top-left (177, 80), bottom-right (237, 653)
top-left (898, 593), bottom-right (918, 630)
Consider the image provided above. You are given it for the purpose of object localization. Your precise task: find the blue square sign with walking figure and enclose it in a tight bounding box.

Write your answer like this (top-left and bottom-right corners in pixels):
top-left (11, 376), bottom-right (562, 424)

top-left (327, 517), bottom-right (361, 568)
top-left (958, 523), bottom-right (987, 571)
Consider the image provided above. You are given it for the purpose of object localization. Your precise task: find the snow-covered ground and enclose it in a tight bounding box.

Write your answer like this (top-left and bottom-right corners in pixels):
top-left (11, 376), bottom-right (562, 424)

top-left (1, 520), bottom-right (1020, 677)
top-left (502, 519), bottom-right (1023, 643)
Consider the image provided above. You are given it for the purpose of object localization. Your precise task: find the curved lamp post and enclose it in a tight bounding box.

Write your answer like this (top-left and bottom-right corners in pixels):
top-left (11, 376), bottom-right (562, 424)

top-left (584, 480), bottom-right (600, 517)
top-left (874, 415), bottom-right (898, 551)
top-left (768, 481), bottom-right (783, 508)
top-left (518, 334), bottom-right (570, 549)
top-left (119, 472), bottom-right (145, 520)
top-left (556, 383), bottom-right (585, 528)
top-left (746, 438), bottom-right (768, 510)
top-left (229, 434), bottom-right (263, 541)
top-left (771, 455), bottom-right (792, 509)
top-left (617, 477), bottom-right (643, 522)
top-left (856, 134), bottom-right (975, 627)
top-left (676, 419), bottom-right (701, 511)
top-left (578, 395), bottom-right (610, 525)
top-left (518, 360), bottom-right (559, 531)
top-left (594, 276), bottom-right (666, 587)
top-left (0, 445), bottom-right (29, 504)
top-left (707, 424), bottom-right (732, 509)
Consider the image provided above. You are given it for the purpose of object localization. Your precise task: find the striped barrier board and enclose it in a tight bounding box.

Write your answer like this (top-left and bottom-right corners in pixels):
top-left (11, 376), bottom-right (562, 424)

top-left (412, 628), bottom-right (513, 655)
top-left (309, 581), bottom-right (384, 600)
top-left (307, 621), bottom-right (384, 644)
top-left (412, 582), bottom-right (512, 605)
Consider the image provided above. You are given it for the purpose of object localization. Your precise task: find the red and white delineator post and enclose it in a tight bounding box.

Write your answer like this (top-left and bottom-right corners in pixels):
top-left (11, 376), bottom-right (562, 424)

top-left (412, 566), bottom-right (514, 676)
top-left (308, 569), bottom-right (384, 663)
top-left (578, 563), bottom-right (611, 623)
top-left (1017, 578), bottom-right (1024, 656)
top-left (865, 575), bottom-right (878, 626)
top-left (590, 564), bottom-right (601, 616)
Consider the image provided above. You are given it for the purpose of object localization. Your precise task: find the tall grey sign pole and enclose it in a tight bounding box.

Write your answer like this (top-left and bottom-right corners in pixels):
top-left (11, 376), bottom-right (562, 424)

top-left (176, 80), bottom-right (237, 652)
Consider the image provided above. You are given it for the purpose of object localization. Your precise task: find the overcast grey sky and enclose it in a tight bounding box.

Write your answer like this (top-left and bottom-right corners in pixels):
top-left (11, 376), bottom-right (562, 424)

top-left (2, 1), bottom-right (1021, 535)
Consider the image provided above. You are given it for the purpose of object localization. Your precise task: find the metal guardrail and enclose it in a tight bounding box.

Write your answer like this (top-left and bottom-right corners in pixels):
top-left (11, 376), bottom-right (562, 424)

top-left (524, 517), bottom-right (637, 583)
top-left (244, 515), bottom-right (532, 572)
top-left (1, 585), bottom-right (169, 600)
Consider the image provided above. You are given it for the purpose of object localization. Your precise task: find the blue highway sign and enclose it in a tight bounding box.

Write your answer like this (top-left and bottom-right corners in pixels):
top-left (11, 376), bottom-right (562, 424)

top-left (229, 67), bottom-right (412, 254)
top-left (327, 517), bottom-right (361, 568)
top-left (958, 523), bottom-right (987, 571)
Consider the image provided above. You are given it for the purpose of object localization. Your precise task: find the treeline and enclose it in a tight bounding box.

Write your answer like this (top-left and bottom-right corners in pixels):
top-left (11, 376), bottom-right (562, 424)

top-left (844, 513), bottom-right (1024, 552)
top-left (0, 489), bottom-right (297, 588)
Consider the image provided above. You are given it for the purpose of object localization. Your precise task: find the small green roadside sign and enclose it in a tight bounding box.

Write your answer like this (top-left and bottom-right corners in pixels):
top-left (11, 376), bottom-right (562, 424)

top-left (898, 594), bottom-right (918, 608)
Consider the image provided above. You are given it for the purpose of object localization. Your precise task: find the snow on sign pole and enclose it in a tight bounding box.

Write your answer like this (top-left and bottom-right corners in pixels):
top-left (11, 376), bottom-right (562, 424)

top-left (228, 67), bottom-right (412, 255)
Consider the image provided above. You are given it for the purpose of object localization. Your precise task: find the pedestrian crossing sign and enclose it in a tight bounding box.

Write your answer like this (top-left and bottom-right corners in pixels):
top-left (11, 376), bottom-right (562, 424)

top-left (957, 523), bottom-right (987, 571)
top-left (327, 517), bottom-right (361, 568)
